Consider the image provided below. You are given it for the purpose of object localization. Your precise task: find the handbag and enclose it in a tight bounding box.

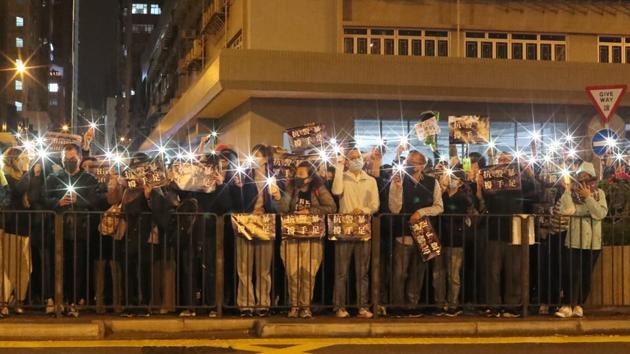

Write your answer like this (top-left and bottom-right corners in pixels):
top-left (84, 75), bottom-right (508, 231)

top-left (99, 191), bottom-right (128, 240)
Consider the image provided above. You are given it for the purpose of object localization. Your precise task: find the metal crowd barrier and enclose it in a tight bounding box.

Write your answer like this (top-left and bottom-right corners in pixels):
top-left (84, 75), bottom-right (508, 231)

top-left (0, 210), bottom-right (626, 318)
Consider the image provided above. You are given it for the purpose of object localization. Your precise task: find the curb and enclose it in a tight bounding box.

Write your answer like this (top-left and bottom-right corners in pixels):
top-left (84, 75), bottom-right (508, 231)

top-left (0, 323), bottom-right (103, 340)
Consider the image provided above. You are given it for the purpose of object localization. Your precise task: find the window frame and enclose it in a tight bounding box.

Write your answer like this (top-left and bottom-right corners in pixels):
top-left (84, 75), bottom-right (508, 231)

top-left (343, 27), bottom-right (449, 57)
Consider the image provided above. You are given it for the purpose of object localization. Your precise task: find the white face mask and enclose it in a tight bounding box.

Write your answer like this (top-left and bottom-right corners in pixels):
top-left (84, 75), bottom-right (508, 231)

top-left (348, 158), bottom-right (364, 173)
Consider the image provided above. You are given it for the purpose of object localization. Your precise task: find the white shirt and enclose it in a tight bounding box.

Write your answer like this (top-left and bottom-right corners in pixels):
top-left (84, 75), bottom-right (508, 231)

top-left (331, 164), bottom-right (380, 215)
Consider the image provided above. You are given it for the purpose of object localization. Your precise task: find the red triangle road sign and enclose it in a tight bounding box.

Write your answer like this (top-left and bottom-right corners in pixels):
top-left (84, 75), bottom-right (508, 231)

top-left (586, 84), bottom-right (627, 125)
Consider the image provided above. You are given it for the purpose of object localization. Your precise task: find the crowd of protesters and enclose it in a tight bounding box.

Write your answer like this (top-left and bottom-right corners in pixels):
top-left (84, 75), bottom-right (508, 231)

top-left (0, 129), bottom-right (613, 320)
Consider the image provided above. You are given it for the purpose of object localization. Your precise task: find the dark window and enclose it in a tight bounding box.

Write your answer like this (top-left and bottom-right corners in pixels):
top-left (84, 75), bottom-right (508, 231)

top-left (488, 32), bottom-right (508, 39)
top-left (496, 42), bottom-right (508, 59)
top-left (371, 29), bottom-right (394, 35)
top-left (411, 40), bottom-right (421, 56)
top-left (512, 33), bottom-right (537, 40)
top-left (425, 39), bottom-right (435, 56)
top-left (344, 28), bottom-right (367, 35)
top-left (612, 46), bottom-right (622, 63)
top-left (555, 44), bottom-right (566, 61)
top-left (481, 42), bottom-right (492, 58)
top-left (398, 39), bottom-right (409, 55)
top-left (512, 43), bottom-right (523, 59)
top-left (357, 38), bottom-right (368, 54)
top-left (425, 31), bottom-right (448, 37)
top-left (466, 41), bottom-right (478, 58)
top-left (541, 43), bottom-right (552, 61)
top-left (627, 47), bottom-right (630, 63)
top-left (599, 36), bottom-right (622, 43)
top-left (343, 38), bottom-right (354, 54)
top-left (438, 40), bottom-right (448, 57)
top-left (466, 32), bottom-right (485, 38)
top-left (599, 46), bottom-right (609, 63)
top-left (384, 39), bottom-right (394, 55)
top-left (526, 43), bottom-right (537, 60)
top-left (540, 35), bottom-right (566, 41)
top-left (399, 29), bottom-right (421, 36)
top-left (370, 38), bottom-right (381, 54)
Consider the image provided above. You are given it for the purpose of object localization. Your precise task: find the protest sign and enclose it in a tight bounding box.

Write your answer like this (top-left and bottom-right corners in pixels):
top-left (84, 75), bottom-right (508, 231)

top-left (231, 213), bottom-right (276, 241)
top-left (43, 131), bottom-right (82, 153)
top-left (169, 161), bottom-right (218, 193)
top-left (285, 123), bottom-right (326, 152)
top-left (281, 214), bottom-right (326, 239)
top-left (480, 163), bottom-right (522, 193)
top-left (410, 217), bottom-right (441, 262)
top-left (448, 116), bottom-right (490, 144)
top-left (415, 116), bottom-right (440, 140)
top-left (327, 214), bottom-right (371, 241)
top-left (122, 161), bottom-right (168, 189)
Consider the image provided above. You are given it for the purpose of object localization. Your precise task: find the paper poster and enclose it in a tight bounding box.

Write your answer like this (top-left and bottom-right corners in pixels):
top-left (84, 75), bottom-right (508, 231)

top-left (281, 214), bottom-right (326, 239)
top-left (410, 217), bottom-right (441, 262)
top-left (231, 213), bottom-right (276, 241)
top-left (43, 132), bottom-right (83, 153)
top-left (480, 164), bottom-right (522, 193)
top-left (448, 116), bottom-right (490, 144)
top-left (93, 159), bottom-right (113, 184)
top-left (169, 161), bottom-right (218, 193)
top-left (415, 117), bottom-right (440, 140)
top-left (327, 214), bottom-right (371, 241)
top-left (122, 161), bottom-right (168, 189)
top-left (285, 123), bottom-right (326, 152)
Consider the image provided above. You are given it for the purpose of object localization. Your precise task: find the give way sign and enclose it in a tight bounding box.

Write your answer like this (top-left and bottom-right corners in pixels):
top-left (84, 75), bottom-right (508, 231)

top-left (586, 84), bottom-right (627, 125)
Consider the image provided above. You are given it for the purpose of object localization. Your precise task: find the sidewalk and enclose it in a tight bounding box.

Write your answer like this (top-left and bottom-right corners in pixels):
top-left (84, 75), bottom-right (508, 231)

top-left (1, 314), bottom-right (630, 340)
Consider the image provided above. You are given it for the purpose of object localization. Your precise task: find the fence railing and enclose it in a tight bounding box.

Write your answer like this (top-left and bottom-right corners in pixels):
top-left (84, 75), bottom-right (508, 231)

top-left (0, 210), bottom-right (627, 318)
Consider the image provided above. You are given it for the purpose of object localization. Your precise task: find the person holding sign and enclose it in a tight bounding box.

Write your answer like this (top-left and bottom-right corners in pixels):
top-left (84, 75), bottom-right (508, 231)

top-left (555, 162), bottom-right (607, 319)
top-left (277, 161), bottom-right (337, 318)
top-left (234, 144), bottom-right (282, 317)
top-left (331, 147), bottom-right (379, 319)
top-left (387, 151), bottom-right (443, 315)
top-left (433, 168), bottom-right (472, 317)
top-left (45, 143), bottom-right (101, 317)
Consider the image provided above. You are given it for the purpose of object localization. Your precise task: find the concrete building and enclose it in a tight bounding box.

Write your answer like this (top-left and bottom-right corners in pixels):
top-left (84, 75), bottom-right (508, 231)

top-left (136, 0), bottom-right (630, 163)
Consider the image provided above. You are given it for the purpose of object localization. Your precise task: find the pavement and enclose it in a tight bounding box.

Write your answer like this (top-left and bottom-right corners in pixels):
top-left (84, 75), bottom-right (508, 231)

top-left (1, 312), bottom-right (630, 340)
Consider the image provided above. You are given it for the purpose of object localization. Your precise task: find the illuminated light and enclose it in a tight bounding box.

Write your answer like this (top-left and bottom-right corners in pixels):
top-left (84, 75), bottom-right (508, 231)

top-left (392, 163), bottom-right (404, 175)
top-left (209, 149), bottom-right (216, 155)
top-left (513, 150), bottom-right (524, 160)
top-left (62, 124), bottom-right (69, 132)
top-left (329, 138), bottom-right (337, 145)
top-left (89, 121), bottom-right (98, 129)
top-left (119, 137), bottom-right (126, 143)
top-left (548, 140), bottom-right (561, 153)
top-left (37, 149), bottom-right (49, 159)
top-left (157, 146), bottom-right (167, 155)
top-left (265, 176), bottom-right (276, 187)
top-left (399, 136), bottom-right (408, 145)
top-left (105, 150), bottom-right (114, 160)
top-left (487, 140), bottom-right (496, 150)
top-left (605, 136), bottom-right (618, 148)
top-left (175, 152), bottom-right (184, 160)
top-left (186, 151), bottom-right (197, 162)
top-left (567, 148), bottom-right (578, 158)
top-left (235, 165), bottom-right (245, 174)
top-left (543, 155), bottom-right (552, 163)
top-left (332, 145), bottom-right (342, 155)
top-left (318, 150), bottom-right (329, 162)
top-left (22, 140), bottom-right (34, 151)
top-left (564, 133), bottom-right (574, 143)
top-left (15, 132), bottom-right (21, 139)
top-left (615, 153), bottom-right (625, 162)
top-left (376, 137), bottom-right (386, 146)
top-left (210, 131), bottom-right (218, 138)
top-left (560, 168), bottom-right (572, 178)
top-left (66, 184), bottom-right (76, 194)
top-left (15, 60), bottom-right (26, 74)
top-left (530, 130), bottom-right (541, 142)
top-left (245, 155), bottom-right (256, 166)
top-left (35, 136), bottom-right (45, 145)
top-left (439, 155), bottom-right (449, 163)
top-left (444, 168), bottom-right (454, 177)
top-left (528, 155), bottom-right (538, 165)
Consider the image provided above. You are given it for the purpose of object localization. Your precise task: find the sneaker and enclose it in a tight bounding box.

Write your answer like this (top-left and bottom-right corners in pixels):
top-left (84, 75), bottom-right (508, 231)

top-left (240, 310), bottom-right (253, 317)
top-left (554, 306), bottom-right (573, 318)
top-left (445, 308), bottom-right (463, 317)
top-left (120, 312), bottom-right (135, 318)
top-left (538, 305), bottom-right (549, 315)
top-left (357, 307), bottom-right (373, 319)
top-left (256, 309), bottom-right (270, 317)
top-left (485, 308), bottom-right (501, 318)
top-left (66, 304), bottom-right (79, 318)
top-left (376, 305), bottom-right (387, 316)
top-left (179, 310), bottom-right (196, 317)
top-left (45, 298), bottom-right (55, 315)
top-left (335, 308), bottom-right (350, 318)
top-left (573, 306), bottom-right (584, 318)
top-left (287, 307), bottom-right (300, 318)
top-left (299, 308), bottom-right (313, 319)
top-left (14, 304), bottom-right (25, 315)
top-left (432, 307), bottom-right (447, 317)
top-left (1, 306), bottom-right (9, 317)
top-left (502, 310), bottom-right (521, 318)
top-left (208, 311), bottom-right (217, 318)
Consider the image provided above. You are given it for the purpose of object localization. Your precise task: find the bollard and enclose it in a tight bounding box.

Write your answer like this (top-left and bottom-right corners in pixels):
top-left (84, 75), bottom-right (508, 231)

top-left (521, 215), bottom-right (530, 318)
top-left (54, 213), bottom-right (64, 318)
top-left (371, 216), bottom-right (381, 318)
top-left (215, 215), bottom-right (225, 317)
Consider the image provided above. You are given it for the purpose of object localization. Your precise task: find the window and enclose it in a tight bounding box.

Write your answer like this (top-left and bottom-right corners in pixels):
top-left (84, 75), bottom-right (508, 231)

top-left (598, 36), bottom-right (629, 63)
top-left (49, 98), bottom-right (58, 106)
top-left (131, 3), bottom-right (148, 14)
top-left (343, 27), bottom-right (449, 57)
top-left (481, 42), bottom-right (493, 58)
top-left (48, 83), bottom-right (59, 93)
top-left (132, 24), bottom-right (154, 33)
top-left (496, 42), bottom-right (508, 59)
top-left (15, 101), bottom-right (23, 112)
top-left (526, 43), bottom-right (537, 60)
top-left (15, 80), bottom-right (23, 91)
top-left (465, 32), bottom-right (565, 61)
top-left (512, 43), bottom-right (523, 60)
top-left (16, 16), bottom-right (24, 27)
top-left (466, 42), bottom-right (478, 58)
top-left (150, 4), bottom-right (161, 15)
top-left (15, 37), bottom-right (23, 48)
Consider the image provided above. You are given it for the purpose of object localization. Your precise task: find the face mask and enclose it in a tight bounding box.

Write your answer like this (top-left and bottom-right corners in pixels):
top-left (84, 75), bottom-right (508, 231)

top-left (63, 159), bottom-right (78, 174)
top-left (348, 159), bottom-right (364, 173)
top-left (294, 177), bottom-right (307, 188)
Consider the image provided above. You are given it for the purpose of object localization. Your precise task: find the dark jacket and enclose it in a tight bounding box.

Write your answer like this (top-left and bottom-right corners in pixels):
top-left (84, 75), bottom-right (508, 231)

top-left (277, 184), bottom-right (337, 215)
top-left (4, 171), bottom-right (44, 236)
top-left (440, 188), bottom-right (473, 247)
top-left (234, 168), bottom-right (282, 214)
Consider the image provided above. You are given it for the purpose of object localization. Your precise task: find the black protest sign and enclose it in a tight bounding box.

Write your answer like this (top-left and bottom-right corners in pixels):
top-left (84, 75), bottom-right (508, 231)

top-left (327, 214), bottom-right (371, 241)
top-left (122, 161), bottom-right (168, 189)
top-left (231, 213), bottom-right (276, 241)
top-left (169, 161), bottom-right (218, 193)
top-left (410, 217), bottom-right (441, 262)
top-left (448, 116), bottom-right (490, 144)
top-left (93, 159), bottom-right (113, 184)
top-left (480, 163), bottom-right (522, 193)
top-left (285, 123), bottom-right (326, 152)
top-left (281, 214), bottom-right (325, 239)
top-left (43, 132), bottom-right (82, 153)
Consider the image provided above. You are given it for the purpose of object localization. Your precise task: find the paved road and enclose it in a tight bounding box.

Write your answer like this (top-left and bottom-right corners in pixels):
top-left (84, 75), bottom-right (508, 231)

top-left (1, 336), bottom-right (629, 354)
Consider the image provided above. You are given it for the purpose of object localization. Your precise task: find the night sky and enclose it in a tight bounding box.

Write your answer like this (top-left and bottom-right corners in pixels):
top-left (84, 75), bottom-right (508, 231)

top-left (78, 0), bottom-right (119, 110)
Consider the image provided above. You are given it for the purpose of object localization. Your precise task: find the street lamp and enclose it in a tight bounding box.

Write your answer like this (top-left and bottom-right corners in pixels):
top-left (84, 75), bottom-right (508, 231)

top-left (62, 124), bottom-right (69, 132)
top-left (15, 60), bottom-right (26, 74)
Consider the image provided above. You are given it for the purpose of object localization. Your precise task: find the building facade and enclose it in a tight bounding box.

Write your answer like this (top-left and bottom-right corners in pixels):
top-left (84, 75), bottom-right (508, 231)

top-left (134, 0), bottom-right (630, 163)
